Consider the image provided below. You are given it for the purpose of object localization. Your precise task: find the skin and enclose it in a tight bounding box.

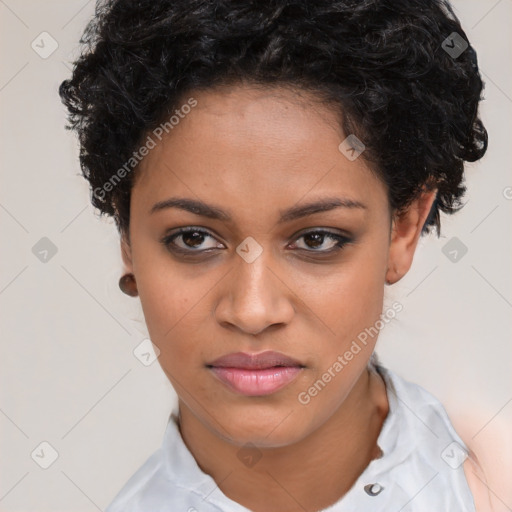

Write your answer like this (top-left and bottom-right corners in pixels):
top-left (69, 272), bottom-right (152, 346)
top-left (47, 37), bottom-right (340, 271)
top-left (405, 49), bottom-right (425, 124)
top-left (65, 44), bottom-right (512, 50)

top-left (120, 83), bottom-right (437, 512)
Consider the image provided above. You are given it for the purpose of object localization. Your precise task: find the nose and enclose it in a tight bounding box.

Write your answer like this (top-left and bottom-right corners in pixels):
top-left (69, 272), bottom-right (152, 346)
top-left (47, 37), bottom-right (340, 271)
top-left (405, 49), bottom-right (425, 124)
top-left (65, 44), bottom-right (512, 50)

top-left (215, 248), bottom-right (295, 336)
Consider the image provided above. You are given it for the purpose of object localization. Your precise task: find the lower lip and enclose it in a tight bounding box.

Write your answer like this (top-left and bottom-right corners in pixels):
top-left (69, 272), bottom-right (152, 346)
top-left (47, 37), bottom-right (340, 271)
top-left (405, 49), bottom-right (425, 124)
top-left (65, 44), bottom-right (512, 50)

top-left (209, 366), bottom-right (303, 396)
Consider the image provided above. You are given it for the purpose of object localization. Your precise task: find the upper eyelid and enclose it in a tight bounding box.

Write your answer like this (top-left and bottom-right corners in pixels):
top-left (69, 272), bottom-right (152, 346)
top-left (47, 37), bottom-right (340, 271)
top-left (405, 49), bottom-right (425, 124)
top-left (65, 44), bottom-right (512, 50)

top-left (165, 227), bottom-right (349, 246)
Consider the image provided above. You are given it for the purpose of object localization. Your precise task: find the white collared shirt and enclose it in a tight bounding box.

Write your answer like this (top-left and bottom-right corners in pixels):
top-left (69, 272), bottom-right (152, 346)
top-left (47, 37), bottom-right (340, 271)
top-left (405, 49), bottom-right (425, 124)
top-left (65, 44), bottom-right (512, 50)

top-left (105, 364), bottom-right (476, 511)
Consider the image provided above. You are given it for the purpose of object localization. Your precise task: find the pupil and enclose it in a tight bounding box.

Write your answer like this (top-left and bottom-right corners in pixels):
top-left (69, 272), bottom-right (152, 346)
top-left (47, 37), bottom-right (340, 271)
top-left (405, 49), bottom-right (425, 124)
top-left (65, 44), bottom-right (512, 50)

top-left (184, 231), bottom-right (203, 247)
top-left (306, 233), bottom-right (323, 248)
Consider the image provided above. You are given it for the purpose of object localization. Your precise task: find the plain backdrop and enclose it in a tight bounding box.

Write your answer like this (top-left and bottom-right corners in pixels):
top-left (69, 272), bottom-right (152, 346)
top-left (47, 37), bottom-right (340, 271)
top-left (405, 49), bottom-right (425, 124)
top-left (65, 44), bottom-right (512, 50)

top-left (1, 0), bottom-right (511, 510)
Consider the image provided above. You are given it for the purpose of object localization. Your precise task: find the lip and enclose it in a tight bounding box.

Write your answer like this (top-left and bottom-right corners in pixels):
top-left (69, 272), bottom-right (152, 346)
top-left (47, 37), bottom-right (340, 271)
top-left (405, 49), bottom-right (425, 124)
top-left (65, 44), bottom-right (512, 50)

top-left (207, 351), bottom-right (305, 396)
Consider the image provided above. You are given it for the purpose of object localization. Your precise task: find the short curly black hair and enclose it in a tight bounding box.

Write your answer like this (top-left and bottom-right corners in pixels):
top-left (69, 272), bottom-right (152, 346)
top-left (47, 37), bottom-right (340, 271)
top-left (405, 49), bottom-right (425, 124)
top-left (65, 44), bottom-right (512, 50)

top-left (59, 0), bottom-right (487, 238)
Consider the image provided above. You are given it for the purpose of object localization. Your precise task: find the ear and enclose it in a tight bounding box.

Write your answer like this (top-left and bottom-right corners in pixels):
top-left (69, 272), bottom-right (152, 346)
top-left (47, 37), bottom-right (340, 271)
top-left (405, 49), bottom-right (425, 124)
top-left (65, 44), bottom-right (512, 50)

top-left (120, 232), bottom-right (134, 274)
top-left (385, 187), bottom-right (438, 285)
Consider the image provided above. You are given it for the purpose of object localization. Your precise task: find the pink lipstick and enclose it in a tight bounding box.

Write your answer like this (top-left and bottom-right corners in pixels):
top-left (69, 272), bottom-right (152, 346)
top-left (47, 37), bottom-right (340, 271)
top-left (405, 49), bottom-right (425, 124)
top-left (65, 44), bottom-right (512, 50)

top-left (207, 351), bottom-right (304, 396)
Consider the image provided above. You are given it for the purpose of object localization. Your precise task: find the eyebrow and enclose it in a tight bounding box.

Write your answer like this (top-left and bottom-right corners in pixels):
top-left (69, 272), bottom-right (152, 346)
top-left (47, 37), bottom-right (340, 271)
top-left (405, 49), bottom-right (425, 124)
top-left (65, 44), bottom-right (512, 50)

top-left (149, 196), bottom-right (367, 223)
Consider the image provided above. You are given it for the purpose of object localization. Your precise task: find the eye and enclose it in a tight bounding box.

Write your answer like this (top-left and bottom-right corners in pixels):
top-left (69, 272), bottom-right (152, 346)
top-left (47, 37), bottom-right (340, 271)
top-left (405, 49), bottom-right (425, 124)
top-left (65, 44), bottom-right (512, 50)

top-left (161, 227), bottom-right (224, 253)
top-left (290, 230), bottom-right (352, 253)
top-left (161, 227), bottom-right (352, 257)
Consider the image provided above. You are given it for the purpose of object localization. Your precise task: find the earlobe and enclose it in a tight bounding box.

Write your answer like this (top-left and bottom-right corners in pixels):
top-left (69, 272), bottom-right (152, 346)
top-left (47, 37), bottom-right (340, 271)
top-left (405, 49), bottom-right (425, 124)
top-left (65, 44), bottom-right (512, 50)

top-left (119, 233), bottom-right (138, 297)
top-left (385, 188), bottom-right (438, 285)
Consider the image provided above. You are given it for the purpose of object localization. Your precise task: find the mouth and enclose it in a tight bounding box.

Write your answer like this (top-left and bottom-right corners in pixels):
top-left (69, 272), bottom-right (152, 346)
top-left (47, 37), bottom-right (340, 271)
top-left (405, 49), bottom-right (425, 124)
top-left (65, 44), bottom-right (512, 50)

top-left (206, 351), bottom-right (305, 396)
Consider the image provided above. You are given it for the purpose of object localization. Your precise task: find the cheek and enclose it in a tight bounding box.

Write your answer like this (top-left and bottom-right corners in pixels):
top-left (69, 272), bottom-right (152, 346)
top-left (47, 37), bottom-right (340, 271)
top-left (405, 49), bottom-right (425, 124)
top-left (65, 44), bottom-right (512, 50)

top-left (135, 262), bottom-right (211, 363)
top-left (297, 256), bottom-right (386, 422)
top-left (304, 242), bottom-right (387, 343)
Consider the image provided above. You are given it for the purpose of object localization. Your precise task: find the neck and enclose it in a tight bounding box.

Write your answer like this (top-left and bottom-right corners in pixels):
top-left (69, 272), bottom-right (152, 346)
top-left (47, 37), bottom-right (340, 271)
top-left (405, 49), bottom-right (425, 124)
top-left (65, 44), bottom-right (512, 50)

top-left (178, 367), bottom-right (389, 512)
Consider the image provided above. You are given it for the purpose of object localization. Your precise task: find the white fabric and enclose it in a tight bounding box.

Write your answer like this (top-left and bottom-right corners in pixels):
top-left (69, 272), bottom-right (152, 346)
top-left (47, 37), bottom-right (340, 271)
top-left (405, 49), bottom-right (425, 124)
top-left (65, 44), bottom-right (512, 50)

top-left (105, 364), bottom-right (476, 511)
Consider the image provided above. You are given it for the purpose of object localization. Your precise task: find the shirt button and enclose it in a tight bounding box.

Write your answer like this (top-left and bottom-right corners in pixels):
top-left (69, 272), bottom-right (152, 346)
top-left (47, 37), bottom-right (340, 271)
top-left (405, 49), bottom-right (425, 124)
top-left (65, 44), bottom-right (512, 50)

top-left (364, 483), bottom-right (385, 496)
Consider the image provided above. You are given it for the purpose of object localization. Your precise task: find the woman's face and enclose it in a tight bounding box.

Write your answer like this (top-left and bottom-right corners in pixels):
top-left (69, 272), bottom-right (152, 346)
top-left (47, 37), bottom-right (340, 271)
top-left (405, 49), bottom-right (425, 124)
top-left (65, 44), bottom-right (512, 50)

top-left (122, 84), bottom-right (428, 446)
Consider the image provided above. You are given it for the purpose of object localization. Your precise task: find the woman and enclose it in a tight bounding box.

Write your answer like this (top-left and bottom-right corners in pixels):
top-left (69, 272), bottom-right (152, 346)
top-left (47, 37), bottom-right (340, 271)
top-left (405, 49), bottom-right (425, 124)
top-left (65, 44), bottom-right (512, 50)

top-left (59, 0), bottom-right (490, 510)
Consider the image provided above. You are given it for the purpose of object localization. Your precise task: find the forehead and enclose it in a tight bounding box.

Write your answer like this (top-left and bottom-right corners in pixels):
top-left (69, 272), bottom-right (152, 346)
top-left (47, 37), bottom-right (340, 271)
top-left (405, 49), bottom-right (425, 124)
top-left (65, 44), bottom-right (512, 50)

top-left (131, 84), bottom-right (387, 223)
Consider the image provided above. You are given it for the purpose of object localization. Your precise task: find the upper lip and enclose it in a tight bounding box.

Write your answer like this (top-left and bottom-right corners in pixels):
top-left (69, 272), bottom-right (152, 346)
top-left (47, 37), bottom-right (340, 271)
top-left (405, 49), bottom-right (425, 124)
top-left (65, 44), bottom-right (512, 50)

top-left (207, 351), bottom-right (304, 370)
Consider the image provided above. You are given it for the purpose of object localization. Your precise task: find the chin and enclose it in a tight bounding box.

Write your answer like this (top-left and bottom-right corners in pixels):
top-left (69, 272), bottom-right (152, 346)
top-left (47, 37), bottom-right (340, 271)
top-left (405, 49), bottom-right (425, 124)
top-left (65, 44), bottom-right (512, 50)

top-left (207, 404), bottom-right (313, 448)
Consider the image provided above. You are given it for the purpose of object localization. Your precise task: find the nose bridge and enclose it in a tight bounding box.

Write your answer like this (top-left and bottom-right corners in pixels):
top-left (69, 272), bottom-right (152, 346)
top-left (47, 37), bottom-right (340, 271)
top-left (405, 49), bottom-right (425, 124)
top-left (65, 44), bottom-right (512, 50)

top-left (236, 247), bottom-right (272, 297)
top-left (216, 239), bottom-right (293, 334)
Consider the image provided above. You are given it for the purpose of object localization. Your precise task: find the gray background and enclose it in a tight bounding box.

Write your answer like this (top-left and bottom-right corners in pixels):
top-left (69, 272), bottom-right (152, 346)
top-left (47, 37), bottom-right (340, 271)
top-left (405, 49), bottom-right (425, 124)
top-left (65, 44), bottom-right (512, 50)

top-left (1, 0), bottom-right (511, 510)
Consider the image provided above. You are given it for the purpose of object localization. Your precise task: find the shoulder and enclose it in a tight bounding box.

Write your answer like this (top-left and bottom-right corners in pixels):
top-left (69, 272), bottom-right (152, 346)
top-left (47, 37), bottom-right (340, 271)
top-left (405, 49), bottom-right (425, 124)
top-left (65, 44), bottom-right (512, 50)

top-left (372, 365), bottom-right (478, 511)
top-left (104, 418), bottom-right (240, 512)
top-left (383, 368), bottom-right (494, 511)
top-left (105, 447), bottom-right (169, 512)
top-left (105, 448), bottom-right (217, 511)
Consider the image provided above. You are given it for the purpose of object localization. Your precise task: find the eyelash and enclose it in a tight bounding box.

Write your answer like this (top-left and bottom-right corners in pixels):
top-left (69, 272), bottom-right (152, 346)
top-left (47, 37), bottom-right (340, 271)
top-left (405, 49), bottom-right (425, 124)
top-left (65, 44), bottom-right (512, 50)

top-left (160, 227), bottom-right (352, 256)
